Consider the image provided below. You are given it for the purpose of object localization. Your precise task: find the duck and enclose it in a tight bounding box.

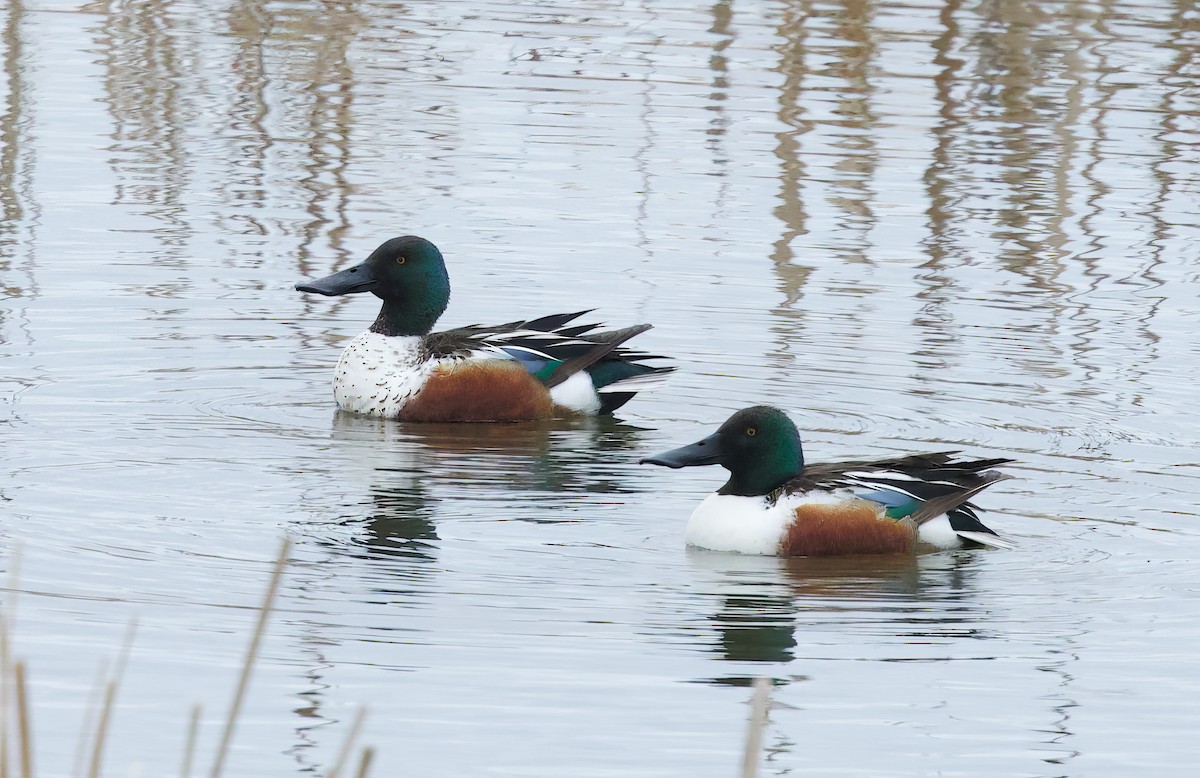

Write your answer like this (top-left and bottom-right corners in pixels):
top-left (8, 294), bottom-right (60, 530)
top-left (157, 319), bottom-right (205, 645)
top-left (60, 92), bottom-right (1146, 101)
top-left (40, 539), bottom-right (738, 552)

top-left (295, 236), bottom-right (673, 422)
top-left (641, 406), bottom-right (1014, 556)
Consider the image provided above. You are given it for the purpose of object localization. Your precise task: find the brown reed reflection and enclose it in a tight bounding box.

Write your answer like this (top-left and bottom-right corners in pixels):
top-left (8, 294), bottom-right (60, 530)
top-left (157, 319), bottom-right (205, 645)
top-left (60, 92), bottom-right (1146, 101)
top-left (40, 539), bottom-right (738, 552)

top-left (824, 0), bottom-right (880, 251)
top-left (95, 0), bottom-right (192, 253)
top-left (762, 0), bottom-right (818, 382)
top-left (706, 0), bottom-right (736, 219)
top-left (1149, 0), bottom-right (1194, 262)
top-left (919, 0), bottom-right (1121, 391)
top-left (221, 0), bottom-right (275, 241)
top-left (278, 0), bottom-right (364, 272)
top-left (92, 0), bottom-right (366, 275)
top-left (0, 0), bottom-right (31, 243)
top-left (768, 0), bottom-right (812, 289)
top-left (0, 0), bottom-right (37, 364)
top-left (767, 0), bottom-right (890, 372)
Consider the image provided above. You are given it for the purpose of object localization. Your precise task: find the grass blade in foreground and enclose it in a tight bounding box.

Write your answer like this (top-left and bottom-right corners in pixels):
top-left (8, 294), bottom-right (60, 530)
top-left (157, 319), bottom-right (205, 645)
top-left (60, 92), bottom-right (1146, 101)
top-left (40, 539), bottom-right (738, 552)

top-left (208, 537), bottom-right (292, 778)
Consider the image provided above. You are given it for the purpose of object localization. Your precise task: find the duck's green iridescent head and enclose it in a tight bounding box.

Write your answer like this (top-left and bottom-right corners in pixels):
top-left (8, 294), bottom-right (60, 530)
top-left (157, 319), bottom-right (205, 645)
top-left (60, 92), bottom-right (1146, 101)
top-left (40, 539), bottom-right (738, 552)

top-left (641, 406), bottom-right (805, 497)
top-left (295, 236), bottom-right (451, 336)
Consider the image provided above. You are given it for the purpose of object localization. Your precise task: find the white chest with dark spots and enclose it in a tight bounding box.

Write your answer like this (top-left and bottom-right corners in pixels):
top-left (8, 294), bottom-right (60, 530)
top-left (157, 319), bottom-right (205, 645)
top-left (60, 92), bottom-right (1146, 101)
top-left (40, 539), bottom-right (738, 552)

top-left (333, 332), bottom-right (436, 417)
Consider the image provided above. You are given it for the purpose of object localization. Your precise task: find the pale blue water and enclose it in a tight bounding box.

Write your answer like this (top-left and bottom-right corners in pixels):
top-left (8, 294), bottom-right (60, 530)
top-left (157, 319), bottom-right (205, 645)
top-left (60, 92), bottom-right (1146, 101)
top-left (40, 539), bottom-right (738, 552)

top-left (1, 0), bottom-right (1198, 775)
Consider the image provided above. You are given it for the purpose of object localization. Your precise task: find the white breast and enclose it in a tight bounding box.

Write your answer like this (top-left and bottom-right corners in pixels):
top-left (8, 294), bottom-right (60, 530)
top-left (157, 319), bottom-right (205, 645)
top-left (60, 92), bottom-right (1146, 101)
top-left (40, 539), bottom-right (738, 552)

top-left (332, 332), bottom-right (438, 418)
top-left (684, 494), bottom-right (794, 555)
top-left (684, 491), bottom-right (860, 555)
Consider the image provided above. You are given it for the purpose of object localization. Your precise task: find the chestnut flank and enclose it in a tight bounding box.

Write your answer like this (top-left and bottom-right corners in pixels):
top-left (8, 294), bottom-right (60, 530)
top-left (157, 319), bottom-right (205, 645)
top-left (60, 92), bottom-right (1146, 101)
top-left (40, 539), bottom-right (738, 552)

top-left (780, 500), bottom-right (918, 557)
top-left (399, 360), bottom-right (554, 422)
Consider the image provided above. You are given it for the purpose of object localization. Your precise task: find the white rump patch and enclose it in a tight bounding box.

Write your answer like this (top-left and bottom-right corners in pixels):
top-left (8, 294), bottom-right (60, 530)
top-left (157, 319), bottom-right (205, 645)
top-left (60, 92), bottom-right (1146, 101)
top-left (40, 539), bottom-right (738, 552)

top-left (916, 515), bottom-right (961, 549)
top-left (917, 515), bottom-right (1013, 550)
top-left (549, 371), bottom-right (600, 415)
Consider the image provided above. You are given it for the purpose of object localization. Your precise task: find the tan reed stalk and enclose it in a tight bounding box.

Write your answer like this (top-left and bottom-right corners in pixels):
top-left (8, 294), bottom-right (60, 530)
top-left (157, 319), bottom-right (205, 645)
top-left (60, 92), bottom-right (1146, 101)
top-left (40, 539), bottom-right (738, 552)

top-left (326, 706), bottom-right (367, 778)
top-left (71, 659), bottom-right (110, 778)
top-left (3, 544), bottom-right (23, 778)
top-left (0, 614), bottom-right (10, 778)
top-left (88, 617), bottom-right (137, 778)
top-left (84, 682), bottom-right (115, 778)
top-left (208, 537), bottom-right (292, 778)
top-left (739, 678), bottom-right (771, 778)
top-left (353, 747), bottom-right (374, 778)
top-left (12, 662), bottom-right (31, 778)
top-left (180, 704), bottom-right (201, 778)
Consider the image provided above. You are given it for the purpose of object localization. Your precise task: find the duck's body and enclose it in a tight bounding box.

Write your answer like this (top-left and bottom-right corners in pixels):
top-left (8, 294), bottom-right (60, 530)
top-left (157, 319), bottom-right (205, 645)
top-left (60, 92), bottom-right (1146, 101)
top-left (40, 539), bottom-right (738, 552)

top-left (643, 407), bottom-right (1014, 557)
top-left (297, 237), bottom-right (671, 422)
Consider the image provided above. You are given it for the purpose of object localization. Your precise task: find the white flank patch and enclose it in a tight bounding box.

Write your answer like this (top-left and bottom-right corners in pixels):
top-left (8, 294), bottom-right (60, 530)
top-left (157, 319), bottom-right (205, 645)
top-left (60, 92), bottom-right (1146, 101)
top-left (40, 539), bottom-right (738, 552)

top-left (916, 515), bottom-right (962, 549)
top-left (549, 371), bottom-right (601, 415)
top-left (333, 332), bottom-right (438, 418)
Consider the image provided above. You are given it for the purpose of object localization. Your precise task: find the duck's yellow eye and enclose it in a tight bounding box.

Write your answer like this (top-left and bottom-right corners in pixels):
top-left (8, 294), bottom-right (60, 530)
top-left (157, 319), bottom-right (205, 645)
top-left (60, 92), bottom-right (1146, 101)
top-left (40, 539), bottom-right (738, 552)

top-left (396, 256), bottom-right (407, 265)
top-left (746, 427), bottom-right (756, 436)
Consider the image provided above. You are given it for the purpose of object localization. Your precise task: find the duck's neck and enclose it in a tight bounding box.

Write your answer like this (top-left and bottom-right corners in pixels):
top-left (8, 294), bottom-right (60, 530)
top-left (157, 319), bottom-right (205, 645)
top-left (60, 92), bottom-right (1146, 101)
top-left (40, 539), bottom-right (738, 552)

top-left (717, 449), bottom-right (805, 498)
top-left (369, 288), bottom-right (449, 337)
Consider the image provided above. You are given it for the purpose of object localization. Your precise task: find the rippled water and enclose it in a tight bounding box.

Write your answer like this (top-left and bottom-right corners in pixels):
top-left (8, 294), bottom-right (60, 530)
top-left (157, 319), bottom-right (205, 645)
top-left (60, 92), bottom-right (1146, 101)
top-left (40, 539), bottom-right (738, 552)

top-left (1, 0), bottom-right (1197, 775)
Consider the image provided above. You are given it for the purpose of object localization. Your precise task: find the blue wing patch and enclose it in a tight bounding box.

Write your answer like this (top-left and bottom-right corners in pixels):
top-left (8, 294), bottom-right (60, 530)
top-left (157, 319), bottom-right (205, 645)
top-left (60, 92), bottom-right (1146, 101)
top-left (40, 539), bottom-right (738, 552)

top-left (497, 347), bottom-right (564, 383)
top-left (499, 346), bottom-right (550, 373)
top-left (854, 488), bottom-right (920, 519)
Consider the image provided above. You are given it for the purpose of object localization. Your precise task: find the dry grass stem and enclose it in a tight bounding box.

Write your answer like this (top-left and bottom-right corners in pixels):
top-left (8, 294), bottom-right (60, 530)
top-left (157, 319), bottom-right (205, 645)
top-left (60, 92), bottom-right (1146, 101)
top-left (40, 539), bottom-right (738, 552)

top-left (88, 618), bottom-right (137, 778)
top-left (3, 544), bottom-right (22, 778)
top-left (0, 539), bottom-right (376, 776)
top-left (208, 537), bottom-right (292, 778)
top-left (181, 704), bottom-right (201, 778)
top-left (85, 681), bottom-right (116, 778)
top-left (739, 678), bottom-right (771, 778)
top-left (71, 659), bottom-right (110, 778)
top-left (1, 614), bottom-right (11, 778)
top-left (326, 706), bottom-right (367, 778)
top-left (13, 662), bottom-right (31, 778)
top-left (353, 747), bottom-right (374, 778)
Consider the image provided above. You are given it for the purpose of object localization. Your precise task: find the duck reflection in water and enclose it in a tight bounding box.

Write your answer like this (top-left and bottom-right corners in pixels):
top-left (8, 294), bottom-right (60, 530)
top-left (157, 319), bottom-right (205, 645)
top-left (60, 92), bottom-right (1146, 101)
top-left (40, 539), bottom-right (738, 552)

top-left (328, 410), bottom-right (649, 560)
top-left (686, 550), bottom-right (985, 684)
top-left (359, 472), bottom-right (440, 563)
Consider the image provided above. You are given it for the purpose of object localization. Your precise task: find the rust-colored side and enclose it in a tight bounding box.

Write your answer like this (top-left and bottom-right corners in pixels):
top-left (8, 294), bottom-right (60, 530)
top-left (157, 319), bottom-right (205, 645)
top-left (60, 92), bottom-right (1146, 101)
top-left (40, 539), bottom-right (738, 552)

top-left (779, 500), bottom-right (918, 557)
top-left (399, 360), bottom-right (554, 422)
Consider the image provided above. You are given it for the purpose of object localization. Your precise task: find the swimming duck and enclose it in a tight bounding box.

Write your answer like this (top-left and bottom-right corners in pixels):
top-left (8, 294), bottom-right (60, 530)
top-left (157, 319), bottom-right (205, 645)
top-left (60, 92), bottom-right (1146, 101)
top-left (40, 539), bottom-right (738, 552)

top-left (295, 236), bottom-right (673, 421)
top-left (641, 406), bottom-right (1014, 556)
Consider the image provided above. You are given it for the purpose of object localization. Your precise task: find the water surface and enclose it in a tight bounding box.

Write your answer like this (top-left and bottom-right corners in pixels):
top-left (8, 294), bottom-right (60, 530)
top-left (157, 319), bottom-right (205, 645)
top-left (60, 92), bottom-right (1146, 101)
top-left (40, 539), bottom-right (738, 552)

top-left (1, 0), bottom-right (1198, 775)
